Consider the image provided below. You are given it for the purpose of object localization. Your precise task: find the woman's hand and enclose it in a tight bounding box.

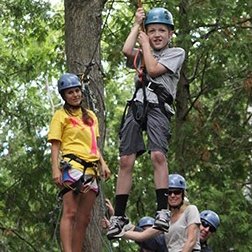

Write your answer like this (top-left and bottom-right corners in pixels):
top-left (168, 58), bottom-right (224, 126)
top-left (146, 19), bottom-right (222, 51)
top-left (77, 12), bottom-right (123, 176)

top-left (101, 216), bottom-right (110, 230)
top-left (52, 167), bottom-right (62, 187)
top-left (100, 163), bottom-right (111, 180)
top-left (101, 199), bottom-right (114, 230)
top-left (105, 198), bottom-right (115, 216)
top-left (97, 149), bottom-right (111, 180)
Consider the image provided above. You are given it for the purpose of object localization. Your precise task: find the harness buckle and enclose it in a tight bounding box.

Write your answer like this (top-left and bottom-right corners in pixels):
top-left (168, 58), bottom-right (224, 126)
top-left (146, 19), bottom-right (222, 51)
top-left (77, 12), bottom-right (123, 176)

top-left (60, 160), bottom-right (72, 171)
top-left (146, 82), bottom-right (155, 92)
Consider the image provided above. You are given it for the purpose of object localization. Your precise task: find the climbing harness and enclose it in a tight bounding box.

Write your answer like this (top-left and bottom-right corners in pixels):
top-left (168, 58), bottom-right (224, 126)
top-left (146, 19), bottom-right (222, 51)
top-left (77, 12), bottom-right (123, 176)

top-left (50, 159), bottom-right (114, 252)
top-left (58, 153), bottom-right (99, 200)
top-left (119, 0), bottom-right (150, 131)
top-left (120, 0), bottom-right (176, 131)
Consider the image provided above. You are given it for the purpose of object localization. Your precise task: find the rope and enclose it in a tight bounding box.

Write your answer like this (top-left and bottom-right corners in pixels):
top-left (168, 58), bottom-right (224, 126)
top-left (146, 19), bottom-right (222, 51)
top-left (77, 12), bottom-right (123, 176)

top-left (78, 0), bottom-right (115, 72)
top-left (138, 0), bottom-right (145, 32)
top-left (133, 0), bottom-right (146, 83)
top-left (133, 48), bottom-right (144, 82)
top-left (89, 0), bottom-right (115, 68)
top-left (74, 0), bottom-right (116, 113)
top-left (49, 195), bottom-right (62, 251)
top-left (97, 181), bottom-right (114, 251)
top-left (50, 180), bottom-right (114, 251)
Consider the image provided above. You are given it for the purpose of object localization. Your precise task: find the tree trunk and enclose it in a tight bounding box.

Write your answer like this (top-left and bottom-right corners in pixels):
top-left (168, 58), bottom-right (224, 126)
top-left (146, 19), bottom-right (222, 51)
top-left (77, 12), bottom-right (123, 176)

top-left (174, 0), bottom-right (191, 175)
top-left (64, 0), bottom-right (107, 251)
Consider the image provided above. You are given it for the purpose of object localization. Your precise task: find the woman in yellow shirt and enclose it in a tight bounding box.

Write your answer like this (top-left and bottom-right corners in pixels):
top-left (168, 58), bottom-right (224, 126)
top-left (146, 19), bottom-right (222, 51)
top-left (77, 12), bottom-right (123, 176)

top-left (48, 73), bottom-right (110, 252)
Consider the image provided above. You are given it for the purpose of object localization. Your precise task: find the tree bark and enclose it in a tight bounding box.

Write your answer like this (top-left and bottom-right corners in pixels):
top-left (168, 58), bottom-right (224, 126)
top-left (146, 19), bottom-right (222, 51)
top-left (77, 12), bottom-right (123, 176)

top-left (64, 0), bottom-right (107, 251)
top-left (174, 0), bottom-right (190, 175)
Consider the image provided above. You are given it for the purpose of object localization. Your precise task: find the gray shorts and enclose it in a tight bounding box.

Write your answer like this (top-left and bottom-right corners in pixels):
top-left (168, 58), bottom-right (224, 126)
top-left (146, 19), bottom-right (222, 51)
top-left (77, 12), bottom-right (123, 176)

top-left (119, 105), bottom-right (171, 157)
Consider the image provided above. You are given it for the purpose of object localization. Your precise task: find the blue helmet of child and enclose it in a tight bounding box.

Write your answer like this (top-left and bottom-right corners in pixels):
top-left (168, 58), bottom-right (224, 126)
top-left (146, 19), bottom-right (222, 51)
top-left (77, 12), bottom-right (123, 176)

top-left (144, 7), bottom-right (174, 30)
top-left (137, 216), bottom-right (155, 228)
top-left (200, 210), bottom-right (220, 229)
top-left (168, 174), bottom-right (186, 190)
top-left (58, 73), bottom-right (81, 93)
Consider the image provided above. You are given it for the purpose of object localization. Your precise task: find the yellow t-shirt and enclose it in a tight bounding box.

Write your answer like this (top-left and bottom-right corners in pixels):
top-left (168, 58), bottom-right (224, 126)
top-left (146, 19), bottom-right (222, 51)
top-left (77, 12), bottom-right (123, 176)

top-left (48, 108), bottom-right (100, 175)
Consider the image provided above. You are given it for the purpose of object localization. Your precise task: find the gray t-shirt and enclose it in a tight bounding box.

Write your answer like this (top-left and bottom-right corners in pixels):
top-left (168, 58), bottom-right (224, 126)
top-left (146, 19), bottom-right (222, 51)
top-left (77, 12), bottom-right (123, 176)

top-left (128, 46), bottom-right (185, 104)
top-left (165, 205), bottom-right (201, 252)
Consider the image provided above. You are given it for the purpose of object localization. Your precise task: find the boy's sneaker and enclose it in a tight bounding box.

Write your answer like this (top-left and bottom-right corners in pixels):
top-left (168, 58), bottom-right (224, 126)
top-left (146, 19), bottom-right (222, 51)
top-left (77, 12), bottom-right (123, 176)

top-left (153, 209), bottom-right (170, 232)
top-left (106, 215), bottom-right (131, 240)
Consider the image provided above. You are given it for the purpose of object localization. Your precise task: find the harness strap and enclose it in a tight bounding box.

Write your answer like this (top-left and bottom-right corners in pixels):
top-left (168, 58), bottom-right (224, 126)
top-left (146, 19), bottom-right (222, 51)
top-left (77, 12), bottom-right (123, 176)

top-left (63, 153), bottom-right (98, 169)
top-left (146, 82), bottom-right (174, 106)
top-left (58, 154), bottom-right (99, 199)
top-left (133, 48), bottom-right (144, 82)
top-left (58, 174), bottom-right (95, 200)
top-left (119, 100), bottom-right (131, 134)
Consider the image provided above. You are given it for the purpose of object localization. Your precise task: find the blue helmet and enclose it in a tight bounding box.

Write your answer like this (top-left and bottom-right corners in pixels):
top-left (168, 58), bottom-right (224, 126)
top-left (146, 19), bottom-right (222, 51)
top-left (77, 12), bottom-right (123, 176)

top-left (144, 7), bottom-right (174, 30)
top-left (137, 216), bottom-right (155, 228)
top-left (169, 174), bottom-right (186, 190)
top-left (57, 73), bottom-right (81, 94)
top-left (200, 210), bottom-right (220, 230)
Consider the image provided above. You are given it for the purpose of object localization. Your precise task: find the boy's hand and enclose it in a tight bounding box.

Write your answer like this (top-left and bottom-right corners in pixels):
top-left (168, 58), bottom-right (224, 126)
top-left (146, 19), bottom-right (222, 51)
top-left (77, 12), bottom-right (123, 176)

top-left (138, 30), bottom-right (150, 47)
top-left (135, 7), bottom-right (145, 26)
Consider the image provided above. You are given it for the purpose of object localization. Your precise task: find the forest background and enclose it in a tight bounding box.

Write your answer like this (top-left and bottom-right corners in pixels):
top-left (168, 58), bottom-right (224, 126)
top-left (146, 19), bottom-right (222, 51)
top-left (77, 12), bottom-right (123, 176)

top-left (0, 0), bottom-right (252, 251)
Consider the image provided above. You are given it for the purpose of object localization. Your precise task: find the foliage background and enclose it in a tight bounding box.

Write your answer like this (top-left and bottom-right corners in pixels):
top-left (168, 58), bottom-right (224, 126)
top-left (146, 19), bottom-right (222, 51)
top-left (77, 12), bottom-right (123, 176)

top-left (0, 0), bottom-right (251, 251)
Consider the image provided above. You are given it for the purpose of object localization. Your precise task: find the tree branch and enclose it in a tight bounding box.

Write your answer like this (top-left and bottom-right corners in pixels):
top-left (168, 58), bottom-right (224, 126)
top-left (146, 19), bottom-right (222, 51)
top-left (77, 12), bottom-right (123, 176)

top-left (0, 225), bottom-right (39, 252)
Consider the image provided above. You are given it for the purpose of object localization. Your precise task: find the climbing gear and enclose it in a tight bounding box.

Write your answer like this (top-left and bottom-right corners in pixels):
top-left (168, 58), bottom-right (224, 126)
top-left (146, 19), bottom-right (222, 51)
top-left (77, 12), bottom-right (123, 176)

top-left (57, 73), bottom-right (81, 94)
top-left (146, 81), bottom-right (174, 105)
top-left (137, 0), bottom-right (145, 31)
top-left (59, 159), bottom-right (72, 171)
top-left (137, 216), bottom-right (155, 228)
top-left (144, 7), bottom-right (174, 30)
top-left (78, 61), bottom-right (99, 113)
top-left (153, 209), bottom-right (171, 232)
top-left (131, 100), bottom-right (148, 126)
top-left (58, 154), bottom-right (99, 199)
top-left (63, 154), bottom-right (99, 171)
top-left (133, 48), bottom-right (145, 83)
top-left (49, 196), bottom-right (62, 251)
top-left (119, 81), bottom-right (149, 133)
top-left (200, 210), bottom-right (220, 230)
top-left (169, 174), bottom-right (187, 190)
top-left (120, 5), bottom-right (175, 131)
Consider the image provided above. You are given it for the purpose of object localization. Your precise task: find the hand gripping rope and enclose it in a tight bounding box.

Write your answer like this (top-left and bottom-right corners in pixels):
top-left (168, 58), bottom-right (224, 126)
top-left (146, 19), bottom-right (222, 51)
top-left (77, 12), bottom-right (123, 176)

top-left (133, 0), bottom-right (146, 83)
